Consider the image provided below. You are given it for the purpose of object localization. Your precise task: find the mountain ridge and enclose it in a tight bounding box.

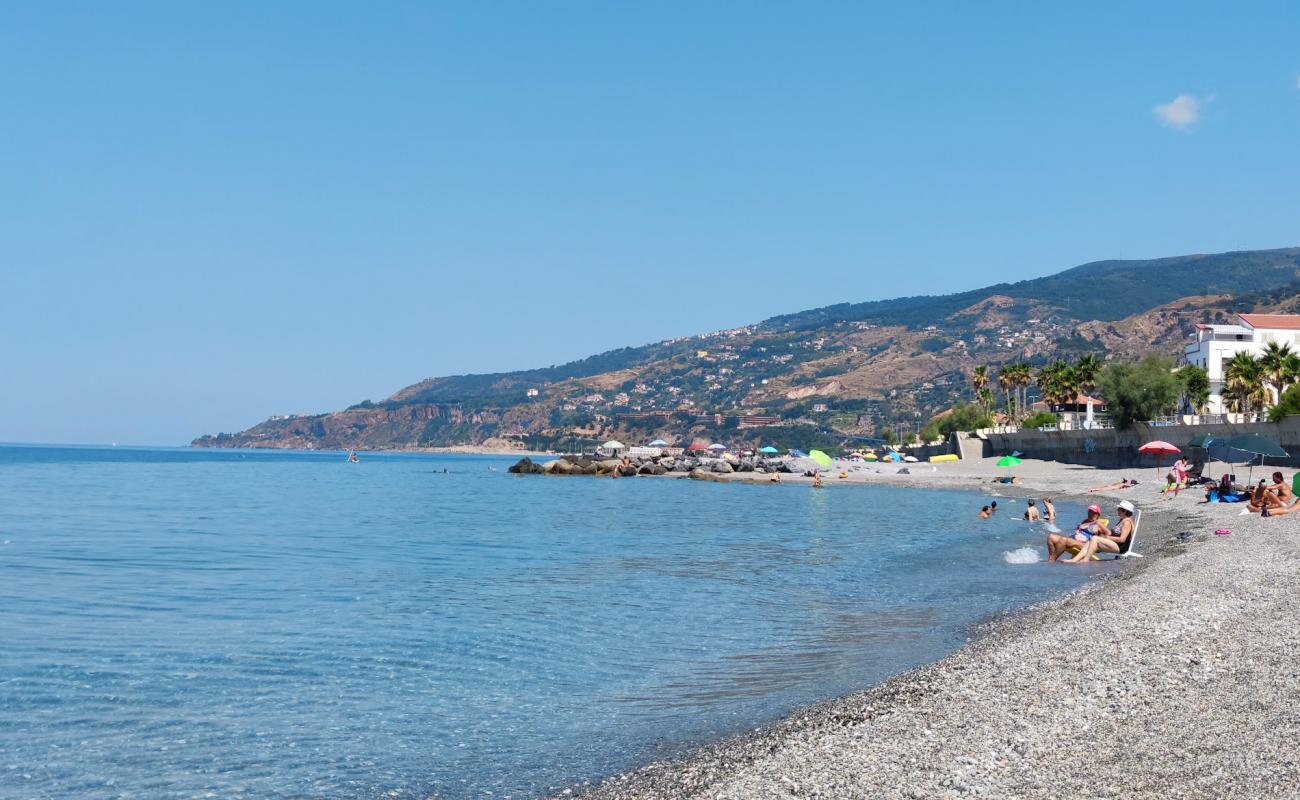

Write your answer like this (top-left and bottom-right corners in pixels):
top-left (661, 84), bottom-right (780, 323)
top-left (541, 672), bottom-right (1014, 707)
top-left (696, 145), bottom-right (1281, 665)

top-left (194, 247), bottom-right (1300, 451)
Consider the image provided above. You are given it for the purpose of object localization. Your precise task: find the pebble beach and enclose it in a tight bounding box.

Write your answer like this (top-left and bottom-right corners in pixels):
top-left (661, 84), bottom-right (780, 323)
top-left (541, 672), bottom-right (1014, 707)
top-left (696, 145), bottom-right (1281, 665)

top-left (573, 457), bottom-right (1300, 799)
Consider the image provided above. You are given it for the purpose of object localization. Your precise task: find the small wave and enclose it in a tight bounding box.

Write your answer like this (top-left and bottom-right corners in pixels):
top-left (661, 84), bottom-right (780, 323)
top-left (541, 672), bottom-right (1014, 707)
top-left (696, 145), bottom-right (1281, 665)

top-left (1002, 547), bottom-right (1041, 564)
top-left (1044, 523), bottom-right (1061, 534)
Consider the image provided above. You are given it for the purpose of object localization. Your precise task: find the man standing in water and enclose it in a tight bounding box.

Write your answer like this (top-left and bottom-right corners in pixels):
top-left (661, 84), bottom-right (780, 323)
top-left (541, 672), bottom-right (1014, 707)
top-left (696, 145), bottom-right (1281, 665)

top-left (1024, 499), bottom-right (1040, 521)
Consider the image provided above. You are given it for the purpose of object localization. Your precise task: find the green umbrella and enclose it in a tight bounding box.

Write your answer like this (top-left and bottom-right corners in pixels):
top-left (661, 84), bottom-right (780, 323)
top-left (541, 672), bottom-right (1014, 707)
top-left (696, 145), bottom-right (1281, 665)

top-left (996, 455), bottom-right (1022, 467)
top-left (1226, 433), bottom-right (1288, 459)
top-left (1226, 433), bottom-right (1288, 483)
top-left (808, 449), bottom-right (833, 468)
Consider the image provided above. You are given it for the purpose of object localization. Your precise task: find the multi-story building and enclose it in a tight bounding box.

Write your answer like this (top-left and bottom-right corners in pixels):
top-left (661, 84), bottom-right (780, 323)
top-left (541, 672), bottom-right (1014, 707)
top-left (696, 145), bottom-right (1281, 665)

top-left (1183, 313), bottom-right (1300, 412)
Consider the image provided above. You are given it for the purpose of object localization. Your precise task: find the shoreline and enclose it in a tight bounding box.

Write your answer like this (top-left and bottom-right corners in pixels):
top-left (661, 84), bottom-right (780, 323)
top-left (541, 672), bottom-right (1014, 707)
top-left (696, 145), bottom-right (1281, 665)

top-left (563, 459), bottom-right (1300, 799)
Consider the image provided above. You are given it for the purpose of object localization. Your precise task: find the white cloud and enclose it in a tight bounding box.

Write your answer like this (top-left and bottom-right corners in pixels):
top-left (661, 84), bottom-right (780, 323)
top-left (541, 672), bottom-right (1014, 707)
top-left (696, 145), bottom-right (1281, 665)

top-left (1152, 94), bottom-right (1204, 130)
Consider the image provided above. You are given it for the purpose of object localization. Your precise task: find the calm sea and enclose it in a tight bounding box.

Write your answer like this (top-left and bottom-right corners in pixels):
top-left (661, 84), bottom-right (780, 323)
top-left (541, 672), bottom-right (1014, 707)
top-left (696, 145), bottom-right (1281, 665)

top-left (0, 446), bottom-right (1100, 799)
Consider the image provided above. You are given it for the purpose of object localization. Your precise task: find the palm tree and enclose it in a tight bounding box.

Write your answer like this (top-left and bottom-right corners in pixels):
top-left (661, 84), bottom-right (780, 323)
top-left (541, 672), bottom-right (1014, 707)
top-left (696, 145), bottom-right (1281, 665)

top-left (998, 362), bottom-right (1032, 423)
top-left (1224, 351), bottom-right (1267, 413)
top-left (1258, 341), bottom-right (1295, 405)
top-left (997, 368), bottom-right (1015, 421)
top-left (1074, 354), bottom-right (1103, 398)
top-left (971, 366), bottom-right (991, 415)
top-left (1036, 360), bottom-right (1077, 409)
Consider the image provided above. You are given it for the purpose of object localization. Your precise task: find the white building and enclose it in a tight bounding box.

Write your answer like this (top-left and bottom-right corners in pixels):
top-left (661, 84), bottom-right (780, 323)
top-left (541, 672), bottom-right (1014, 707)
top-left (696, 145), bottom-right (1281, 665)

top-left (1183, 313), bottom-right (1300, 412)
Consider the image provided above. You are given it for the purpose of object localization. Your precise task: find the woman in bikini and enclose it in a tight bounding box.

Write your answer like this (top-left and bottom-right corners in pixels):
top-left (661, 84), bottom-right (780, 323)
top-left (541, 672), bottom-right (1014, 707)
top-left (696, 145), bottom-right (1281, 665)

top-left (1047, 505), bottom-right (1108, 563)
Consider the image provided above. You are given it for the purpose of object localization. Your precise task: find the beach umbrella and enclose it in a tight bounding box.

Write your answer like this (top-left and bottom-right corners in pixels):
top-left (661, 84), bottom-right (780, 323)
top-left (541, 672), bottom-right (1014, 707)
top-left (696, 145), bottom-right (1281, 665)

top-left (903, 455), bottom-right (919, 463)
top-left (996, 455), bottom-right (1022, 467)
top-left (759, 446), bottom-right (779, 454)
top-left (863, 452), bottom-right (878, 461)
top-left (808, 449), bottom-right (833, 468)
top-left (1138, 440), bottom-right (1180, 477)
top-left (688, 441), bottom-right (710, 452)
top-left (648, 439), bottom-right (668, 446)
top-left (708, 443), bottom-right (726, 451)
top-left (602, 440), bottom-right (625, 450)
top-left (1226, 433), bottom-right (1288, 484)
top-left (790, 449), bottom-right (808, 458)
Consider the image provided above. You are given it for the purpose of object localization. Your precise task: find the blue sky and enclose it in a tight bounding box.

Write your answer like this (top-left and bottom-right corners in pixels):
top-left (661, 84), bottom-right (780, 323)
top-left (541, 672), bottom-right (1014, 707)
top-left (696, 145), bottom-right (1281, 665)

top-left (3, 2), bottom-right (1298, 445)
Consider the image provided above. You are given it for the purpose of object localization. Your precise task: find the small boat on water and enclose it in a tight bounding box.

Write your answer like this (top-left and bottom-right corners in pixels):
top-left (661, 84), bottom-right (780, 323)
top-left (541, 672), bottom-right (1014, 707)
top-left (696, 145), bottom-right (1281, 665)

top-left (348, 450), bottom-right (359, 463)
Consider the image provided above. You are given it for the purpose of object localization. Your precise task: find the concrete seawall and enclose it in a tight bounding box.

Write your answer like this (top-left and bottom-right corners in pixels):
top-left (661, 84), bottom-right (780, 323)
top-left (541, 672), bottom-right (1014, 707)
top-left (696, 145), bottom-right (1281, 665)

top-left (979, 417), bottom-right (1300, 468)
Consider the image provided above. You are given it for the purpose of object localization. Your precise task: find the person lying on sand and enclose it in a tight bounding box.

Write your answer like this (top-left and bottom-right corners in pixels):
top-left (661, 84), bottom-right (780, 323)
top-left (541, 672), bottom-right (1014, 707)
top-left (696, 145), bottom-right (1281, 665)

top-left (1089, 478), bottom-right (1137, 493)
top-left (1073, 500), bottom-right (1136, 559)
top-left (1047, 505), bottom-right (1109, 563)
top-left (1024, 499), bottom-right (1040, 521)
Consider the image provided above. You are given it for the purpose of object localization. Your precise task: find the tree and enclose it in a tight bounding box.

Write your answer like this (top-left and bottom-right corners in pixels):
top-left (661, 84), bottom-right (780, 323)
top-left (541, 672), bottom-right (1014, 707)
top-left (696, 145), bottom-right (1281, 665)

top-left (1074, 354), bottom-right (1103, 397)
top-left (1097, 355), bottom-right (1182, 429)
top-left (1224, 351), bottom-right (1267, 413)
top-left (921, 402), bottom-right (993, 442)
top-left (1175, 364), bottom-right (1210, 413)
top-left (1269, 384), bottom-right (1300, 422)
top-left (971, 366), bottom-right (993, 416)
top-left (1022, 410), bottom-right (1059, 429)
top-left (1007, 362), bottom-right (1033, 422)
top-left (997, 369), bottom-right (1015, 420)
top-left (879, 427), bottom-right (899, 446)
top-left (1258, 341), bottom-right (1295, 405)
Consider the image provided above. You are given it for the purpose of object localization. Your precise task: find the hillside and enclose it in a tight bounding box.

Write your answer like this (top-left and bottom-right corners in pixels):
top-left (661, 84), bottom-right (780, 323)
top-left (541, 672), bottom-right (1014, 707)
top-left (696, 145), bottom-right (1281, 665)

top-left (194, 248), bottom-right (1300, 451)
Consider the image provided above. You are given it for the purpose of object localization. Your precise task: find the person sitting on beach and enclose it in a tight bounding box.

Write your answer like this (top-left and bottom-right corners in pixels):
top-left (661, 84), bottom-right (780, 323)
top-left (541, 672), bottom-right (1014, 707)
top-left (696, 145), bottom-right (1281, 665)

top-left (1075, 500), bottom-right (1137, 559)
top-left (979, 505), bottom-right (991, 519)
top-left (1047, 504), bottom-right (1109, 563)
top-left (1041, 497), bottom-right (1056, 522)
top-left (1255, 472), bottom-right (1300, 516)
top-left (770, 471), bottom-right (781, 483)
top-left (1024, 499), bottom-right (1040, 521)
top-left (1089, 478), bottom-right (1136, 493)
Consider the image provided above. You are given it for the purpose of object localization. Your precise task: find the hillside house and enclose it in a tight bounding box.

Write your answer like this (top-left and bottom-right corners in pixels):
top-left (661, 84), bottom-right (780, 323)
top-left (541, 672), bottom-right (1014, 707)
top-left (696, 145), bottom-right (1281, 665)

top-left (1183, 313), bottom-right (1300, 412)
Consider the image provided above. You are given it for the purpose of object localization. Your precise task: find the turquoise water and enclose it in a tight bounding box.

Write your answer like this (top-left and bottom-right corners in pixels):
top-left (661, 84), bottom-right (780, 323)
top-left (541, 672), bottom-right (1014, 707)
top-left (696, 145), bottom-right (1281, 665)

top-left (0, 446), bottom-right (1099, 799)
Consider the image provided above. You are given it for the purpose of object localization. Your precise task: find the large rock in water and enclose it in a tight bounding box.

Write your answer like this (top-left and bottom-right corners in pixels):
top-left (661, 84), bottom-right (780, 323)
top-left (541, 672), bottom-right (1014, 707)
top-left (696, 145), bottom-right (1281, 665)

top-left (508, 457), bottom-right (543, 474)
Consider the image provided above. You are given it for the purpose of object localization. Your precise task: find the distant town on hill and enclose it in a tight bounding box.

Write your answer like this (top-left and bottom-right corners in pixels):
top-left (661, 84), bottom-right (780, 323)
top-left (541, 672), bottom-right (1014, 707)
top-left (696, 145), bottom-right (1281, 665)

top-left (194, 247), bottom-right (1300, 452)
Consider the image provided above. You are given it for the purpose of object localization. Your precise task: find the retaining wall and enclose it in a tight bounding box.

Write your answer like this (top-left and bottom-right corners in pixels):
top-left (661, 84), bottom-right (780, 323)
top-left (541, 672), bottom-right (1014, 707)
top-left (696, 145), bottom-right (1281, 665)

top-left (981, 418), bottom-right (1300, 469)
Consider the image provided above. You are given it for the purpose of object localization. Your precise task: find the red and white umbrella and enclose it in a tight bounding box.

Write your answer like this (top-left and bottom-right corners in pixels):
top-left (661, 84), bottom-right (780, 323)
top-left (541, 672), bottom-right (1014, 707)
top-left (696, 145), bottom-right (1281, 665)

top-left (1138, 440), bottom-right (1180, 477)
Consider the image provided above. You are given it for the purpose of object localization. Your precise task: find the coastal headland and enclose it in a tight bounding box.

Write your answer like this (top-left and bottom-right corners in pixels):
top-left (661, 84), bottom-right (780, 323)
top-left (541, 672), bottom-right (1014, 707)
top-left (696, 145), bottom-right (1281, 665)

top-left (550, 456), bottom-right (1300, 799)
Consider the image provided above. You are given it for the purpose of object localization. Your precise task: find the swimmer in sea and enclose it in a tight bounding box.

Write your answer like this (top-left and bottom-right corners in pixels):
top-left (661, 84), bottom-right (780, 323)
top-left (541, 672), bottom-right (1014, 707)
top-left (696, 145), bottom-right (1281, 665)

top-left (1041, 497), bottom-right (1056, 522)
top-left (979, 505), bottom-right (991, 519)
top-left (1024, 499), bottom-right (1040, 521)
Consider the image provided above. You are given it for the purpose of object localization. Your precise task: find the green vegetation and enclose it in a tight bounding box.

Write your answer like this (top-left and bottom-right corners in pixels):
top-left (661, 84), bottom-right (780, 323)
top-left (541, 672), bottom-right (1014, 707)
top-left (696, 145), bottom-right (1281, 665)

top-left (1021, 411), bottom-right (1058, 429)
top-left (1269, 384), bottom-right (1300, 423)
top-left (1097, 355), bottom-right (1182, 429)
top-left (919, 403), bottom-right (993, 442)
top-left (1175, 364), bottom-right (1210, 413)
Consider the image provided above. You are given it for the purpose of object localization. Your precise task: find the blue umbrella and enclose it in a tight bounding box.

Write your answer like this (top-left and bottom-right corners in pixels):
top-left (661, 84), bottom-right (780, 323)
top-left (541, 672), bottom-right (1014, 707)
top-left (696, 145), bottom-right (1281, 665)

top-left (759, 446), bottom-right (779, 454)
top-left (790, 449), bottom-right (808, 458)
